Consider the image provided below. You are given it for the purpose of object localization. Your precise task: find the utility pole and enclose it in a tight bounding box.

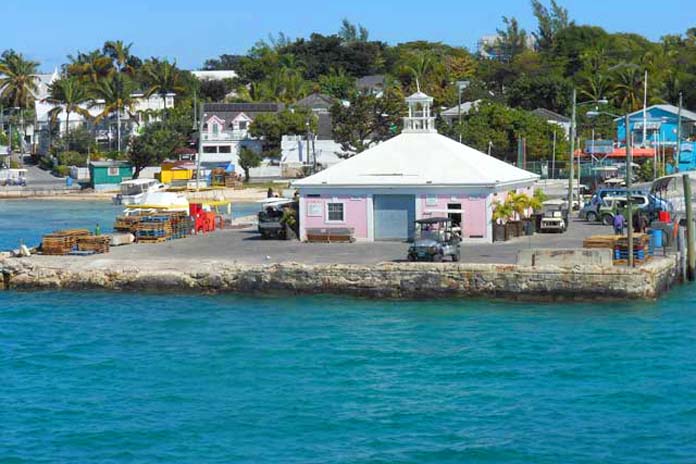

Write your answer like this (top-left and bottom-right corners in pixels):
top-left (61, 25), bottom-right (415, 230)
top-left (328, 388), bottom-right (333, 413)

top-left (625, 113), bottom-right (634, 268)
top-left (567, 88), bottom-right (576, 215)
top-left (195, 105), bottom-right (205, 191)
top-left (677, 92), bottom-right (683, 171)
top-left (683, 173), bottom-right (695, 281)
top-left (551, 129), bottom-right (556, 179)
top-left (642, 69), bottom-right (648, 146)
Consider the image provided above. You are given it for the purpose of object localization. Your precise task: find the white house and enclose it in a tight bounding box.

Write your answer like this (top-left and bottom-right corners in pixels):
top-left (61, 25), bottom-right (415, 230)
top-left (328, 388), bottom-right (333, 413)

top-left (199, 102), bottom-right (285, 175)
top-left (293, 91), bottom-right (539, 242)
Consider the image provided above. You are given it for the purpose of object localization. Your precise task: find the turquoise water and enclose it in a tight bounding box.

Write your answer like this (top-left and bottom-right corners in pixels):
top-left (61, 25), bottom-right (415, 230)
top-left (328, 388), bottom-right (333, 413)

top-left (1, 201), bottom-right (696, 462)
top-left (2, 291), bottom-right (695, 463)
top-left (0, 200), bottom-right (259, 251)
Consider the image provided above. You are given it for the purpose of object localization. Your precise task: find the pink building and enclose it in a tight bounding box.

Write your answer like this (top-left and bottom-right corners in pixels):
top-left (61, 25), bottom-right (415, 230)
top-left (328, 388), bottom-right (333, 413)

top-left (293, 92), bottom-right (538, 243)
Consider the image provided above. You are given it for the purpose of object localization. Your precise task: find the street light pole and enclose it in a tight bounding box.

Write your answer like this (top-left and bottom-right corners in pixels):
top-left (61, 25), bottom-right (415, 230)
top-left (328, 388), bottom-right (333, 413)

top-left (625, 113), bottom-right (634, 267)
top-left (567, 88), bottom-right (576, 214)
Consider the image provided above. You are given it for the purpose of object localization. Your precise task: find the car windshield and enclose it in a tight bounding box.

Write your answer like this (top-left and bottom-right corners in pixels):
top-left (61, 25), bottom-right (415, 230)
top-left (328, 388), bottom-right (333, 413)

top-left (416, 223), bottom-right (445, 241)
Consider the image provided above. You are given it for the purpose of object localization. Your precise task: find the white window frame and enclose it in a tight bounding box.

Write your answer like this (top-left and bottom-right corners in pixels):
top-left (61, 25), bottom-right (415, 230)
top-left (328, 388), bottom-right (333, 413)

top-left (326, 201), bottom-right (346, 223)
top-left (107, 166), bottom-right (119, 176)
top-left (307, 203), bottom-right (323, 217)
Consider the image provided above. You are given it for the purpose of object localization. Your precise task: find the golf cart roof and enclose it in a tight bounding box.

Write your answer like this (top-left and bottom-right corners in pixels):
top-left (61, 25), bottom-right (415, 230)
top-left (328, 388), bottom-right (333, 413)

top-left (415, 217), bottom-right (451, 224)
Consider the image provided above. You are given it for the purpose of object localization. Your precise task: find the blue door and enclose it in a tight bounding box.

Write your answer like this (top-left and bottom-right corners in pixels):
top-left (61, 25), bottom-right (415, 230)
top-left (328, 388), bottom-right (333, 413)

top-left (374, 195), bottom-right (415, 241)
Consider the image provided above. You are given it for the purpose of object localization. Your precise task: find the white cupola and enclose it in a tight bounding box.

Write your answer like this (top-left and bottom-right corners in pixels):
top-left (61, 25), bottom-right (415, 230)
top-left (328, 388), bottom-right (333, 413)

top-left (403, 88), bottom-right (436, 134)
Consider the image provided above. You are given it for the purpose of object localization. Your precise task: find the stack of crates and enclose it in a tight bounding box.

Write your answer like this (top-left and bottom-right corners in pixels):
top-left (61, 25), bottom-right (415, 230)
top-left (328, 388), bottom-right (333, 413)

top-left (76, 235), bottom-right (111, 254)
top-left (114, 213), bottom-right (145, 234)
top-left (135, 215), bottom-right (173, 243)
top-left (614, 233), bottom-right (652, 265)
top-left (42, 229), bottom-right (91, 255)
top-left (168, 211), bottom-right (194, 239)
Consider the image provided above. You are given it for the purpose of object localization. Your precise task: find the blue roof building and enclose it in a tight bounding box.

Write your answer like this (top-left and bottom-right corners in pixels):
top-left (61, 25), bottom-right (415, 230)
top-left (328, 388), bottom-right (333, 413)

top-left (615, 104), bottom-right (696, 146)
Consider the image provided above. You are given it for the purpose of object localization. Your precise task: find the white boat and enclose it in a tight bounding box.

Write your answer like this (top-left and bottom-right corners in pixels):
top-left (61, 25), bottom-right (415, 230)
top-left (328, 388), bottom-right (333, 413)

top-left (113, 179), bottom-right (166, 205)
top-left (123, 191), bottom-right (190, 216)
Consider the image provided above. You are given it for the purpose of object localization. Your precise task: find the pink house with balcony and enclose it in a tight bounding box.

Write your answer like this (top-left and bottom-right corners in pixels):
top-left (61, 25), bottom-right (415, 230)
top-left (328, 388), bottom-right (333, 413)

top-left (293, 91), bottom-right (539, 243)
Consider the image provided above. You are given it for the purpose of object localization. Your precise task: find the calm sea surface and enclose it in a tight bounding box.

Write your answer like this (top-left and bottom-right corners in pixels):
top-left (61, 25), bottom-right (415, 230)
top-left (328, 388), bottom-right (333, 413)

top-left (1, 201), bottom-right (695, 463)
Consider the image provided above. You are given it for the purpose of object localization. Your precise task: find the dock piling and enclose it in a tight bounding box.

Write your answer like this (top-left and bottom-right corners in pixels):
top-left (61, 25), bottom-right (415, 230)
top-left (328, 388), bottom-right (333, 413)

top-left (682, 174), bottom-right (695, 281)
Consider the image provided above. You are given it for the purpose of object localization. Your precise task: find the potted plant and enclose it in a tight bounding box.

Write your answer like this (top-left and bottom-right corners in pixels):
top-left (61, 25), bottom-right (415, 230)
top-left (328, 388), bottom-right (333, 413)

top-left (280, 207), bottom-right (299, 240)
top-left (492, 201), bottom-right (513, 241)
top-left (506, 193), bottom-right (526, 237)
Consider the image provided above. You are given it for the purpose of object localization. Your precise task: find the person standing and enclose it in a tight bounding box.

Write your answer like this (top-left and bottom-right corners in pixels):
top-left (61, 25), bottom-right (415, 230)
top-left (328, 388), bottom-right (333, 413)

top-left (613, 212), bottom-right (625, 236)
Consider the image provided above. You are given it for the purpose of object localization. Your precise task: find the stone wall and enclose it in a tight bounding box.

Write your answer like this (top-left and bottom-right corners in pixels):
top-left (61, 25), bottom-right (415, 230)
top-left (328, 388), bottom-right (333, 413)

top-left (0, 255), bottom-right (681, 300)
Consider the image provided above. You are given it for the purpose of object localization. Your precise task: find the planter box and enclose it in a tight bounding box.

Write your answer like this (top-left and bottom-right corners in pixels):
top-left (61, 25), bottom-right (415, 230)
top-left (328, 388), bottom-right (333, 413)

top-left (493, 223), bottom-right (507, 242)
top-left (507, 221), bottom-right (522, 238)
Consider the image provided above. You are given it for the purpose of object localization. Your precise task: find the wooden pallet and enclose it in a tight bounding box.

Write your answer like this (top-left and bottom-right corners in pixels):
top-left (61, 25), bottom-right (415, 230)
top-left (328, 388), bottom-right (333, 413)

top-left (137, 237), bottom-right (169, 243)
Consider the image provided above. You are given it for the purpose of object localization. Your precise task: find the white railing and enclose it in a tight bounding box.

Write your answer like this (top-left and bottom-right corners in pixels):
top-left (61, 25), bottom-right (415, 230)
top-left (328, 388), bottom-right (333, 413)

top-left (202, 130), bottom-right (250, 141)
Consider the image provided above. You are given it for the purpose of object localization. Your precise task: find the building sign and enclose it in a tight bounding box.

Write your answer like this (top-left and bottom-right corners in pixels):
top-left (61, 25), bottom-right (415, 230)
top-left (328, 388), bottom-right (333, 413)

top-left (307, 203), bottom-right (323, 217)
top-left (425, 195), bottom-right (438, 206)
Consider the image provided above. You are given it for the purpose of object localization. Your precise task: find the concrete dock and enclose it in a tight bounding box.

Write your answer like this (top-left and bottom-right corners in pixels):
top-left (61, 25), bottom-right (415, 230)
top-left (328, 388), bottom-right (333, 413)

top-left (0, 217), bottom-right (682, 300)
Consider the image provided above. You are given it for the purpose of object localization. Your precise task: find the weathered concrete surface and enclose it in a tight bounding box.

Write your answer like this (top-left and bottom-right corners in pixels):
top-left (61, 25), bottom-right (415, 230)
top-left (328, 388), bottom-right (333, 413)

top-left (517, 249), bottom-right (614, 267)
top-left (0, 254), bottom-right (680, 300)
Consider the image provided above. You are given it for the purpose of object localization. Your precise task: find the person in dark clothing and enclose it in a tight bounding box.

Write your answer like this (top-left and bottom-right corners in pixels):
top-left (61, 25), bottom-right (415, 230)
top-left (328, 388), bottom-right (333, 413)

top-left (267, 187), bottom-right (274, 198)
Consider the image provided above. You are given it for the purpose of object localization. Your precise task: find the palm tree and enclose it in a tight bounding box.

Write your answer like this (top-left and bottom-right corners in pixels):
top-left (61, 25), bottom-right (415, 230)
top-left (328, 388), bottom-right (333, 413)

top-left (46, 76), bottom-right (92, 137)
top-left (91, 73), bottom-right (137, 152)
top-left (142, 59), bottom-right (185, 119)
top-left (103, 40), bottom-right (134, 74)
top-left (0, 51), bottom-right (39, 148)
top-left (611, 64), bottom-right (644, 112)
top-left (66, 49), bottom-right (113, 84)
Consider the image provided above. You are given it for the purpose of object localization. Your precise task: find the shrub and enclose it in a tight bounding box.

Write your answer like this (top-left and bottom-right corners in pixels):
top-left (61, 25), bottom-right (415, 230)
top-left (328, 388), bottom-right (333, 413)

top-left (57, 151), bottom-right (87, 167)
top-left (53, 165), bottom-right (71, 177)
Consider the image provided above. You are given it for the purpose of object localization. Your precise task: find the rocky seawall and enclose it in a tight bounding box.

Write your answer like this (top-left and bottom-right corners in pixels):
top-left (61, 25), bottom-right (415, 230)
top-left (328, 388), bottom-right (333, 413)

top-left (0, 255), bottom-right (680, 300)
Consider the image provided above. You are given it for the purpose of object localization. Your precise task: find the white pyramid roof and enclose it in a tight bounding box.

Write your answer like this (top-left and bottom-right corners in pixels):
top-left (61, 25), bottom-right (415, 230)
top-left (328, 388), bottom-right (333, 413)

top-left (294, 132), bottom-right (539, 189)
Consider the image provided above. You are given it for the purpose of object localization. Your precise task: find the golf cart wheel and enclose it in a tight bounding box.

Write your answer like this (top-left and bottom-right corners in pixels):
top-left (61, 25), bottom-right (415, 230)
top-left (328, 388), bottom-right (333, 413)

top-left (601, 214), bottom-right (614, 226)
top-left (586, 211), bottom-right (598, 222)
top-left (451, 253), bottom-right (460, 262)
top-left (432, 254), bottom-right (443, 263)
top-left (407, 254), bottom-right (415, 262)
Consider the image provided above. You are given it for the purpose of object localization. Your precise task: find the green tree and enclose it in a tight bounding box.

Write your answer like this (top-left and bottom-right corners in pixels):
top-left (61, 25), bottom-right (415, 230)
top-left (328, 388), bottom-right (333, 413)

top-left (127, 122), bottom-right (185, 178)
top-left (66, 49), bottom-right (114, 84)
top-left (0, 50), bottom-right (39, 109)
top-left (338, 18), bottom-right (369, 42)
top-left (489, 17), bottom-right (528, 63)
top-left (238, 146), bottom-right (262, 181)
top-left (318, 68), bottom-right (356, 99)
top-left (248, 108), bottom-right (317, 158)
top-left (46, 76), bottom-right (92, 138)
top-left (531, 0), bottom-right (570, 52)
top-left (142, 58), bottom-right (185, 119)
top-left (92, 73), bottom-right (138, 152)
top-left (330, 89), bottom-right (406, 156)
top-left (0, 50), bottom-right (39, 144)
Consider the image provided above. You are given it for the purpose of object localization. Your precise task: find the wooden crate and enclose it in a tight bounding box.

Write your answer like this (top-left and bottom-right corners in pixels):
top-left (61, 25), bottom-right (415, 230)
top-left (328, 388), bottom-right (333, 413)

top-left (77, 235), bottom-right (111, 254)
top-left (583, 235), bottom-right (618, 249)
top-left (42, 229), bottom-right (91, 255)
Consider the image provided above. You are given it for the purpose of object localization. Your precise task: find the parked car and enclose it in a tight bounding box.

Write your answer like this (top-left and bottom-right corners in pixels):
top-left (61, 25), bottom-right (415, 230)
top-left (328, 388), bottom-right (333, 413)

top-left (407, 217), bottom-right (460, 262)
top-left (539, 200), bottom-right (569, 233)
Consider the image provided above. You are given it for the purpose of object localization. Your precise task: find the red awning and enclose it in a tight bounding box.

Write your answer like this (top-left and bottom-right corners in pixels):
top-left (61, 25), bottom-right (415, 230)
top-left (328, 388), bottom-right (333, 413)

top-left (578, 147), bottom-right (655, 159)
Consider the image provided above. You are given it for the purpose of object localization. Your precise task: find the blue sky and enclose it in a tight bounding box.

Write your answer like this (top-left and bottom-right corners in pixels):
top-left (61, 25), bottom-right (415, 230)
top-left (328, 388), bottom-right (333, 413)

top-left (2, 0), bottom-right (694, 72)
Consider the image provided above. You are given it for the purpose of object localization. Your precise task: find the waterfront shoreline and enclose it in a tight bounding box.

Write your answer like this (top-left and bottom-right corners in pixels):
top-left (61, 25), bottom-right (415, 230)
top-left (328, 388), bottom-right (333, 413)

top-left (0, 188), bottom-right (268, 203)
top-left (0, 255), bottom-right (680, 301)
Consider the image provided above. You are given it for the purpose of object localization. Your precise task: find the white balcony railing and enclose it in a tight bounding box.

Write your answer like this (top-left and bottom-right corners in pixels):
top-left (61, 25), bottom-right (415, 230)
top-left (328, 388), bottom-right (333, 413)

top-left (202, 130), bottom-right (249, 141)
